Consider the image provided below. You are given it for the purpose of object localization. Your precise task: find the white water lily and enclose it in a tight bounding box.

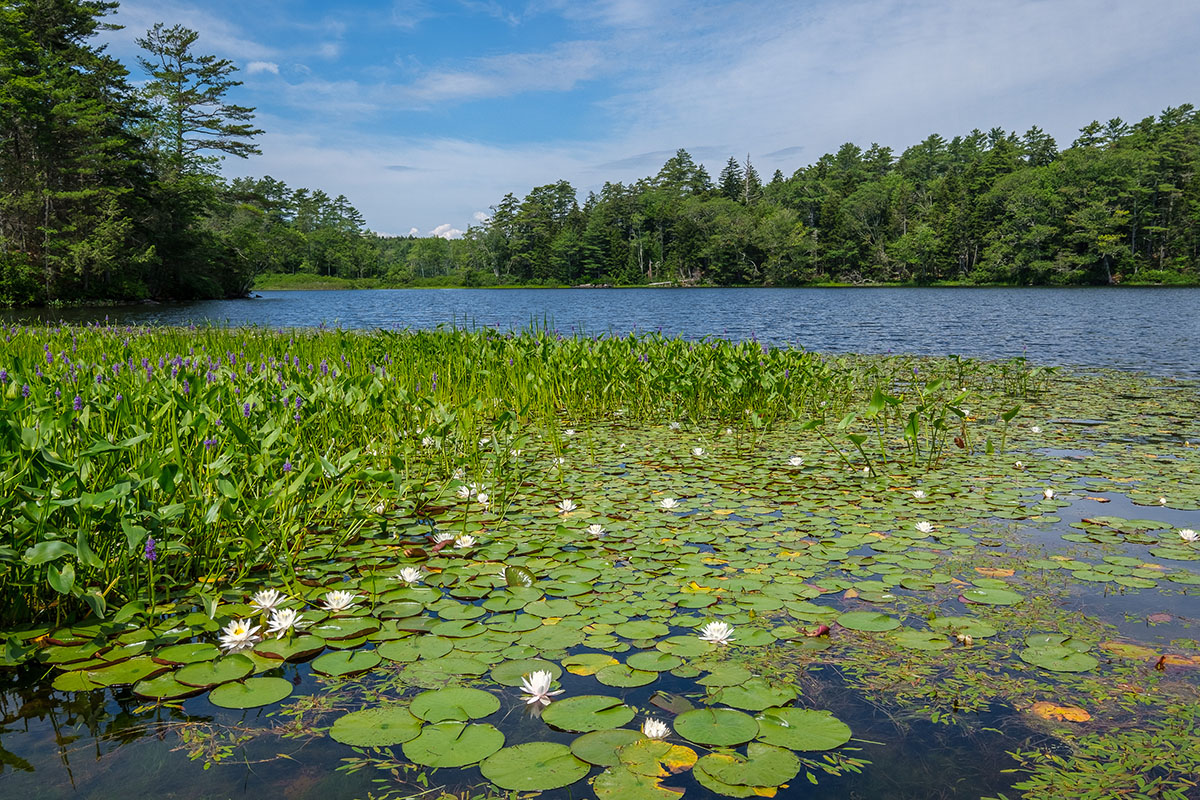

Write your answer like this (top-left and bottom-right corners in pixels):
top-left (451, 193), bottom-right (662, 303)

top-left (1014, 461), bottom-right (1024, 469)
top-left (698, 620), bottom-right (735, 645)
top-left (586, 523), bottom-right (605, 537)
top-left (249, 588), bottom-right (285, 614)
top-left (1180, 529), bottom-right (1199, 543)
top-left (218, 618), bottom-right (261, 653)
top-left (455, 535), bottom-right (477, 548)
top-left (519, 670), bottom-right (563, 706)
top-left (911, 489), bottom-right (926, 499)
top-left (787, 456), bottom-right (804, 467)
top-left (692, 447), bottom-right (705, 457)
top-left (476, 492), bottom-right (490, 510)
top-left (1031, 425), bottom-right (1042, 434)
top-left (321, 590), bottom-right (359, 612)
top-left (862, 466), bottom-right (871, 476)
top-left (421, 436), bottom-right (435, 448)
top-left (456, 485), bottom-right (472, 500)
top-left (432, 531), bottom-right (456, 544)
top-left (396, 566), bottom-right (425, 584)
top-left (564, 428), bottom-right (576, 436)
top-left (557, 498), bottom-right (578, 513)
top-left (1043, 488), bottom-right (1055, 500)
top-left (266, 608), bottom-right (306, 638)
top-left (724, 427), bottom-right (733, 435)
top-left (658, 497), bottom-right (679, 510)
top-left (1159, 496), bottom-right (1168, 506)
top-left (510, 448), bottom-right (522, 457)
top-left (915, 521), bottom-right (935, 534)
top-left (669, 421), bottom-right (681, 430)
top-left (642, 718), bottom-right (670, 739)
top-left (479, 436), bottom-right (491, 446)
top-left (552, 457), bottom-right (566, 466)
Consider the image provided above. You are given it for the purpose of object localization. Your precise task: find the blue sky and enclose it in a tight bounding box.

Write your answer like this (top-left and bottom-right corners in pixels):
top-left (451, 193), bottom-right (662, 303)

top-left (99, 0), bottom-right (1200, 237)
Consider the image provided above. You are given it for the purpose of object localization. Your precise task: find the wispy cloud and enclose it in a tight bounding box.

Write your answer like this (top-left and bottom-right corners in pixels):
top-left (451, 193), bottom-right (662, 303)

top-left (247, 61), bottom-right (279, 75)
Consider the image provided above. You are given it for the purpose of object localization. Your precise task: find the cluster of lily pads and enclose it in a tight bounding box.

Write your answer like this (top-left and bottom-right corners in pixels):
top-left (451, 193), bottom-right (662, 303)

top-left (3, 324), bottom-right (1199, 798)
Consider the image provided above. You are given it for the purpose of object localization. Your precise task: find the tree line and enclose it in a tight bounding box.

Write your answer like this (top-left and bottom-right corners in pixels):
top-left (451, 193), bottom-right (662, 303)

top-left (465, 112), bottom-right (1199, 287)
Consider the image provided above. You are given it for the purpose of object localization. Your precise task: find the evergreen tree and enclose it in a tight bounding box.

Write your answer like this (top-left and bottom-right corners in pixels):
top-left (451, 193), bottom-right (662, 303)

top-left (718, 156), bottom-right (743, 202)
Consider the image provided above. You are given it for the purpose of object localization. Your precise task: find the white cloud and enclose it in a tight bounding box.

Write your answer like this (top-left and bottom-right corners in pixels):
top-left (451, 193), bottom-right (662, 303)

top-left (407, 227), bottom-right (420, 236)
top-left (429, 224), bottom-right (464, 239)
top-left (472, 211), bottom-right (490, 224)
top-left (102, 0), bottom-right (276, 62)
top-left (317, 42), bottom-right (341, 60)
top-left (247, 61), bottom-right (279, 75)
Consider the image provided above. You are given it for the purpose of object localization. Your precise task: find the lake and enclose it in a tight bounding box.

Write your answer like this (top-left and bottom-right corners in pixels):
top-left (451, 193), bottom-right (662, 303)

top-left (5, 286), bottom-right (1199, 377)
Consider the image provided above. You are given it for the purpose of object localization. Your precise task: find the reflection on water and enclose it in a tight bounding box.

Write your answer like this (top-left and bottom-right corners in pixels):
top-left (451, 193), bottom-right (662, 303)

top-left (4, 287), bottom-right (1200, 377)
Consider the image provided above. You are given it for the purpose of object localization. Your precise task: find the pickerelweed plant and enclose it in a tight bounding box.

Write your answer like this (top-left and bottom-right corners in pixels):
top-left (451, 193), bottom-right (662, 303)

top-left (0, 322), bottom-right (1087, 629)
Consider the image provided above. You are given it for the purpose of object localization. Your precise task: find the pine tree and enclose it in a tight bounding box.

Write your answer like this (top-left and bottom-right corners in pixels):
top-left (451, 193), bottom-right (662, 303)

top-left (742, 154), bottom-right (762, 205)
top-left (718, 156), bottom-right (743, 201)
top-left (136, 23), bottom-right (262, 178)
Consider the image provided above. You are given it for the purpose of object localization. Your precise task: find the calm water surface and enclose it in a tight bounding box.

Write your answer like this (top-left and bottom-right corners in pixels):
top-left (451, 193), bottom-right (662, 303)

top-left (6, 287), bottom-right (1198, 377)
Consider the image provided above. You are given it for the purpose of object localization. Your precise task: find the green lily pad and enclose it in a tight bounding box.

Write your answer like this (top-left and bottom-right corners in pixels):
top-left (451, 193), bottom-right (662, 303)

top-left (625, 652), bottom-right (682, 672)
top-left (330, 706), bottom-right (422, 747)
top-left (402, 722), bottom-right (505, 768)
top-left (596, 664), bottom-right (658, 688)
top-left (311, 650), bottom-right (381, 676)
top-left (87, 655), bottom-right (169, 686)
top-left (209, 677), bottom-right (293, 709)
top-left (254, 635), bottom-right (325, 662)
top-left (674, 708), bottom-right (759, 746)
top-left (153, 642), bottom-right (220, 665)
top-left (713, 677), bottom-right (799, 711)
top-left (927, 616), bottom-right (998, 638)
top-left (542, 695), bottom-right (636, 733)
top-left (892, 630), bottom-right (952, 651)
top-left (571, 728), bottom-right (644, 767)
top-left (655, 636), bottom-right (714, 657)
top-left (132, 673), bottom-right (205, 700)
top-left (176, 654), bottom-right (255, 688)
top-left (491, 658), bottom-right (563, 686)
top-left (961, 587), bottom-right (1024, 606)
top-left (480, 742), bottom-right (590, 791)
top-left (755, 707), bottom-right (851, 750)
top-left (694, 753), bottom-right (778, 798)
top-left (836, 611), bottom-right (901, 632)
top-left (410, 687), bottom-right (500, 722)
top-left (697, 664), bottom-right (753, 688)
top-left (1020, 646), bottom-right (1100, 673)
top-left (707, 742), bottom-right (801, 786)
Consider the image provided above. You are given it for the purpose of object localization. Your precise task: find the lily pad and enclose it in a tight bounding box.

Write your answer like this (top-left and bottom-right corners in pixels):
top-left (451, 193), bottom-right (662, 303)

top-left (176, 654), bottom-right (255, 688)
top-left (410, 687), bottom-right (500, 722)
top-left (1020, 646), bottom-right (1099, 673)
top-left (755, 708), bottom-right (851, 750)
top-left (311, 650), bottom-right (381, 677)
top-left (209, 677), bottom-right (293, 709)
top-left (542, 695), bottom-right (636, 732)
top-left (330, 706), bottom-right (422, 747)
top-left (961, 587), bottom-right (1024, 606)
top-left (402, 722), bottom-right (504, 768)
top-left (674, 708), bottom-right (759, 746)
top-left (491, 658), bottom-right (563, 686)
top-left (617, 738), bottom-right (698, 777)
top-left (593, 766), bottom-right (685, 800)
top-left (713, 677), bottom-right (799, 711)
top-left (707, 742), bottom-right (800, 786)
top-left (836, 611), bottom-right (901, 632)
top-left (571, 728), bottom-right (644, 767)
top-left (480, 742), bottom-right (590, 791)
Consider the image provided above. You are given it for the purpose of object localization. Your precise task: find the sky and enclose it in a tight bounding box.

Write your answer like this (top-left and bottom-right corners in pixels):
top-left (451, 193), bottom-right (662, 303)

top-left (98, 0), bottom-right (1200, 238)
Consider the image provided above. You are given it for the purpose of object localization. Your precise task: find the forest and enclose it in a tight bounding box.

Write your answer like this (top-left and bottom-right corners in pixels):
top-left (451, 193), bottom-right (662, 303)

top-left (2, 0), bottom-right (1198, 306)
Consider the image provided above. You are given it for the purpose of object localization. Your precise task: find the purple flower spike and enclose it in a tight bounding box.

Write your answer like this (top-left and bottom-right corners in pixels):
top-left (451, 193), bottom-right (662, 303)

top-left (144, 537), bottom-right (158, 563)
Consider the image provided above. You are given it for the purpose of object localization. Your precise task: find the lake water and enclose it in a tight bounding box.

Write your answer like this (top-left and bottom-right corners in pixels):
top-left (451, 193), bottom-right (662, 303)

top-left (6, 287), bottom-right (1199, 377)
